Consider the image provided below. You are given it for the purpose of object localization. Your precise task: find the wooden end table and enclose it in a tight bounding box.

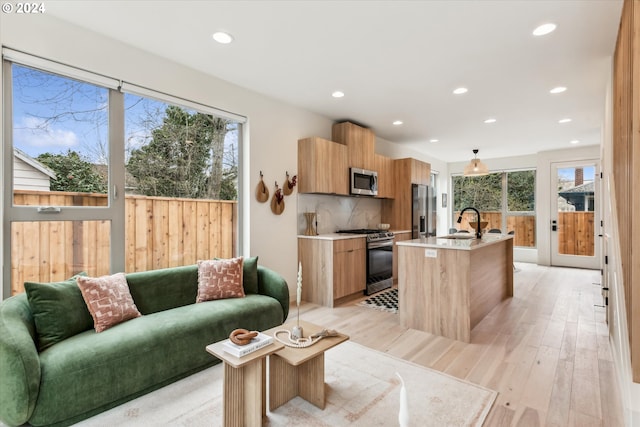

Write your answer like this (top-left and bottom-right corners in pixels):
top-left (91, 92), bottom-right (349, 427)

top-left (206, 338), bottom-right (284, 427)
top-left (264, 320), bottom-right (349, 411)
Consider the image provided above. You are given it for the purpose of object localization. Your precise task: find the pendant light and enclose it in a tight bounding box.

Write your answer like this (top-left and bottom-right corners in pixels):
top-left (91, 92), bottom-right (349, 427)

top-left (463, 149), bottom-right (489, 176)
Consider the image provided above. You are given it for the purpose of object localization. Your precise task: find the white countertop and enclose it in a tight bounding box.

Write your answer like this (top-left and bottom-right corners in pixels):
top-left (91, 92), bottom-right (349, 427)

top-left (298, 233), bottom-right (367, 241)
top-left (396, 233), bottom-right (513, 251)
top-left (298, 229), bottom-right (412, 241)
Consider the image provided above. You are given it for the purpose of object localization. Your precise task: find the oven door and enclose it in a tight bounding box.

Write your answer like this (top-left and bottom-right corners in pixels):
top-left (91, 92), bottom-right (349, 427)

top-left (367, 240), bottom-right (393, 288)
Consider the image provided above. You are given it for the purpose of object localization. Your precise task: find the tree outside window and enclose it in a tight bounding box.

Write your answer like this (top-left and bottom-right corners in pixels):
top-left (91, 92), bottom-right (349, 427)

top-left (452, 170), bottom-right (536, 247)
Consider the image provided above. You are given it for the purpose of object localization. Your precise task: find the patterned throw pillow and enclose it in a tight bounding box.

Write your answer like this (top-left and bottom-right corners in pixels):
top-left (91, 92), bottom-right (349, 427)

top-left (196, 257), bottom-right (245, 303)
top-left (76, 272), bottom-right (142, 333)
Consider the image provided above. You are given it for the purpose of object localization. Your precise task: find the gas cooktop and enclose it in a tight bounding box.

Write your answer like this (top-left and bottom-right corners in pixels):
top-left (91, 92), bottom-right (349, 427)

top-left (336, 229), bottom-right (395, 241)
top-left (336, 229), bottom-right (382, 234)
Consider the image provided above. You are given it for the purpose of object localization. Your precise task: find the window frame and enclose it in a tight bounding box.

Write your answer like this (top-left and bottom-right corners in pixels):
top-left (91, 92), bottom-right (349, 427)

top-left (2, 50), bottom-right (246, 298)
top-left (451, 167), bottom-right (537, 247)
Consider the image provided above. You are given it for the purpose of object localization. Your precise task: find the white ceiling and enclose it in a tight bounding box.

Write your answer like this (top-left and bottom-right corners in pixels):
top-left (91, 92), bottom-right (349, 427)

top-left (46, 0), bottom-right (623, 162)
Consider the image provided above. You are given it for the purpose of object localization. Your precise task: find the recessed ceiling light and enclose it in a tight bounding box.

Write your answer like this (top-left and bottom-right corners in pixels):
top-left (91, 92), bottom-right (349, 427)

top-left (453, 87), bottom-right (468, 95)
top-left (484, 118), bottom-right (497, 124)
top-left (429, 139), bottom-right (439, 143)
top-left (570, 139), bottom-right (580, 145)
top-left (212, 31), bottom-right (234, 44)
top-left (550, 86), bottom-right (567, 94)
top-left (393, 120), bottom-right (403, 126)
top-left (533, 23), bottom-right (557, 36)
top-left (558, 118), bottom-right (572, 123)
top-left (332, 91), bottom-right (345, 98)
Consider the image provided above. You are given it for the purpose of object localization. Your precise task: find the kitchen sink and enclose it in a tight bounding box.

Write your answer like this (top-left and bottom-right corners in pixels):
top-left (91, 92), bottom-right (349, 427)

top-left (438, 234), bottom-right (476, 240)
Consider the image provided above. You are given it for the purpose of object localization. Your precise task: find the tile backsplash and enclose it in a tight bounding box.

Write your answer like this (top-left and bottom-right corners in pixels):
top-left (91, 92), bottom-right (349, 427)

top-left (297, 194), bottom-right (382, 234)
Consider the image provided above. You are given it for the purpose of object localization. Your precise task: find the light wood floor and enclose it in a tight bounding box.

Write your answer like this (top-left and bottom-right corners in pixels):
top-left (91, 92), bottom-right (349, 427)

top-left (297, 263), bottom-right (625, 426)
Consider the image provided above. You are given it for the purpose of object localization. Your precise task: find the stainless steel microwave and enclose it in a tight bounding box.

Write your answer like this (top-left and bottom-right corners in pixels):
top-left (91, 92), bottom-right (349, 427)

top-left (350, 167), bottom-right (378, 196)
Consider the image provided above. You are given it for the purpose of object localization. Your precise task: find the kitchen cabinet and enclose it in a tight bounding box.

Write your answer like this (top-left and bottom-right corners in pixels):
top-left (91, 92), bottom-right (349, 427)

top-left (381, 158), bottom-right (431, 230)
top-left (333, 238), bottom-right (366, 299)
top-left (391, 231), bottom-right (412, 283)
top-left (298, 236), bottom-right (366, 307)
top-left (411, 159), bottom-right (431, 186)
top-left (397, 234), bottom-right (514, 342)
top-left (298, 137), bottom-right (348, 195)
top-left (332, 122), bottom-right (375, 171)
top-left (374, 154), bottom-right (394, 199)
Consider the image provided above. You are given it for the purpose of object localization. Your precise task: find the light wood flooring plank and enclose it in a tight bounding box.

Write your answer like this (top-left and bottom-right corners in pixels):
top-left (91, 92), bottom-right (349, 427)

top-left (598, 359), bottom-right (625, 427)
top-left (520, 345), bottom-right (560, 413)
top-left (546, 359), bottom-right (574, 427)
top-left (571, 348), bottom-right (602, 420)
top-left (295, 264), bottom-right (623, 427)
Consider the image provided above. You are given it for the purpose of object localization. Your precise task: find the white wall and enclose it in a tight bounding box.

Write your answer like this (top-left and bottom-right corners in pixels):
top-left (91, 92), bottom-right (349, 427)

top-left (13, 156), bottom-right (51, 191)
top-left (601, 64), bottom-right (640, 426)
top-left (0, 13), bottom-right (333, 302)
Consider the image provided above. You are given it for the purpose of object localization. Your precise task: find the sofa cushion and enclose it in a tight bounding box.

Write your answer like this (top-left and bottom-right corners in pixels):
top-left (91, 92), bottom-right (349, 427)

top-left (242, 256), bottom-right (259, 294)
top-left (29, 294), bottom-right (284, 426)
top-left (126, 265), bottom-right (198, 315)
top-left (77, 273), bottom-right (141, 333)
top-left (196, 257), bottom-right (245, 303)
top-left (24, 273), bottom-right (93, 351)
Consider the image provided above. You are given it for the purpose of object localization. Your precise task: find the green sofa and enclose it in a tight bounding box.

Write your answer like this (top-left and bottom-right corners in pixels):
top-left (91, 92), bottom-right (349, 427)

top-left (0, 262), bottom-right (289, 427)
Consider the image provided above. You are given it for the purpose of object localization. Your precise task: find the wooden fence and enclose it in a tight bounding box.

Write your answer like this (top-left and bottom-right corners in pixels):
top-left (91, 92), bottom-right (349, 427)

top-left (11, 190), bottom-right (237, 295)
top-left (455, 211), bottom-right (594, 255)
top-left (557, 211), bottom-right (595, 256)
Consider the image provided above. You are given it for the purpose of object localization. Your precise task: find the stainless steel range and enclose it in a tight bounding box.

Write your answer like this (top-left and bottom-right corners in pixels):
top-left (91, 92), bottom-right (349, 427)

top-left (336, 229), bottom-right (395, 295)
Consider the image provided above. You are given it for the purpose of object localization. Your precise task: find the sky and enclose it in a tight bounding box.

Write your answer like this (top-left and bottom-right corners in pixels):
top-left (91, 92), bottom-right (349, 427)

top-left (557, 166), bottom-right (596, 183)
top-left (11, 63), bottom-right (238, 166)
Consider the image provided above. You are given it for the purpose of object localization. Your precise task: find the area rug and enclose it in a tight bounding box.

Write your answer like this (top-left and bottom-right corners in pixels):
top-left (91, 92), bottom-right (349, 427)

top-left (357, 287), bottom-right (398, 313)
top-left (74, 341), bottom-right (496, 427)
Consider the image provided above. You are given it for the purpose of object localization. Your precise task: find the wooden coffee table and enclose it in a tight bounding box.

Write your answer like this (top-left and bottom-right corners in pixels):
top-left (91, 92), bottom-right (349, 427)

top-left (264, 320), bottom-right (349, 410)
top-left (206, 338), bottom-right (284, 427)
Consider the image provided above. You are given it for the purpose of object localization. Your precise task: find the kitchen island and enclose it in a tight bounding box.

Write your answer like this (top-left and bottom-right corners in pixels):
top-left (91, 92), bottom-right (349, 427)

top-left (396, 234), bottom-right (514, 342)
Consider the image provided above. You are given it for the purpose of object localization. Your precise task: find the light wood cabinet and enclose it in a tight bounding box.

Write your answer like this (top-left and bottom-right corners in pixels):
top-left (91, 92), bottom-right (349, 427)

top-left (298, 137), bottom-right (348, 195)
top-left (411, 159), bottom-right (430, 186)
top-left (332, 122), bottom-right (375, 171)
top-left (381, 158), bottom-right (431, 230)
top-left (333, 238), bottom-right (366, 299)
top-left (391, 231), bottom-right (412, 283)
top-left (298, 237), bottom-right (366, 307)
top-left (398, 236), bottom-right (513, 342)
top-left (374, 154), bottom-right (394, 199)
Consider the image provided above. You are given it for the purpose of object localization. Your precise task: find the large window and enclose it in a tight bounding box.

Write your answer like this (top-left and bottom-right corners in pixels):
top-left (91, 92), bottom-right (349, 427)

top-left (3, 51), bottom-right (243, 296)
top-left (123, 93), bottom-right (239, 271)
top-left (452, 169), bottom-right (536, 247)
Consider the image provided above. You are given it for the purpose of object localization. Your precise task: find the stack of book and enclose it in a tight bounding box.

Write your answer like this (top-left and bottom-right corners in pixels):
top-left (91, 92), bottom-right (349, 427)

top-left (222, 332), bottom-right (273, 357)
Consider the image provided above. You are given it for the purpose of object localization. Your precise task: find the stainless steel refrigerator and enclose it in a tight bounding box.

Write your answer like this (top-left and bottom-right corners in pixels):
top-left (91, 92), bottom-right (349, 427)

top-left (412, 184), bottom-right (437, 238)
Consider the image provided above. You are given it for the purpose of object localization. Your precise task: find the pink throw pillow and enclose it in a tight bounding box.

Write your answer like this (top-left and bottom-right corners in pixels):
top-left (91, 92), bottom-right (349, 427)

top-left (196, 257), bottom-right (245, 303)
top-left (77, 272), bottom-right (141, 332)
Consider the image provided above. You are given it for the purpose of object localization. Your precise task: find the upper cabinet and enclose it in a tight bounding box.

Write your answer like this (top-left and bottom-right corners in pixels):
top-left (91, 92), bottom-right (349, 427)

top-left (332, 122), bottom-right (375, 171)
top-left (298, 122), bottom-right (427, 200)
top-left (381, 158), bottom-right (431, 230)
top-left (298, 137), bottom-right (349, 195)
top-left (410, 158), bottom-right (431, 186)
top-left (374, 154), bottom-right (394, 199)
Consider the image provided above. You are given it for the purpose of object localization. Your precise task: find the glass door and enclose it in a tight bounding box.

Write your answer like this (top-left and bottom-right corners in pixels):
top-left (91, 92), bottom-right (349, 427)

top-left (550, 161), bottom-right (600, 269)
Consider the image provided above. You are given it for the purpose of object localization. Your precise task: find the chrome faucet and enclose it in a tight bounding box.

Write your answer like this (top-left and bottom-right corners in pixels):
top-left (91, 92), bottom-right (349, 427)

top-left (457, 207), bottom-right (482, 239)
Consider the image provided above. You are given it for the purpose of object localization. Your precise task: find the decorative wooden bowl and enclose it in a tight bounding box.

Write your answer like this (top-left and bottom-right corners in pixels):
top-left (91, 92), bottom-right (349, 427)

top-left (469, 221), bottom-right (489, 230)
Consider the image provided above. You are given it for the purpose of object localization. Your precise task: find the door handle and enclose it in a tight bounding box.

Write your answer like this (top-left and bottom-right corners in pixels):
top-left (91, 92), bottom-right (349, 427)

top-left (551, 220), bottom-right (557, 232)
top-left (37, 206), bottom-right (61, 214)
